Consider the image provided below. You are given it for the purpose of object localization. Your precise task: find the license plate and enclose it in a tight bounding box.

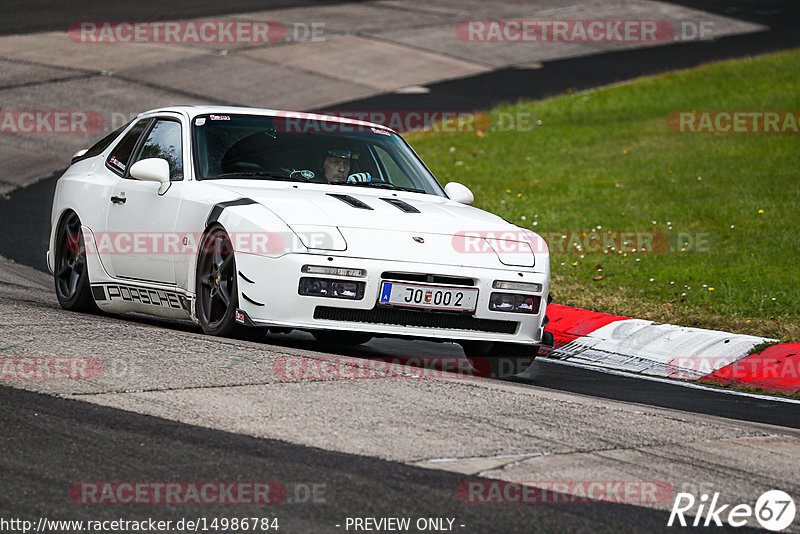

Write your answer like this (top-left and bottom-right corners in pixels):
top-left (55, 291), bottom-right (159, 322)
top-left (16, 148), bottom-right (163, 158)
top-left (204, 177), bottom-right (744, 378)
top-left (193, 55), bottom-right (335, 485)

top-left (378, 281), bottom-right (478, 312)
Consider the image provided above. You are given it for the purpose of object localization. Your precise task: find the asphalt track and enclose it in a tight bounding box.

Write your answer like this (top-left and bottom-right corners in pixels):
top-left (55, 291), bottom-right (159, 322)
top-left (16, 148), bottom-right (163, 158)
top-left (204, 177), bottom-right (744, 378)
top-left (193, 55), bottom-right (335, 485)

top-left (329, 0), bottom-right (800, 113)
top-left (5, 384), bottom-right (758, 534)
top-left (266, 334), bottom-right (800, 429)
top-left (0, 0), bottom-right (364, 36)
top-left (1, 2), bottom-right (799, 533)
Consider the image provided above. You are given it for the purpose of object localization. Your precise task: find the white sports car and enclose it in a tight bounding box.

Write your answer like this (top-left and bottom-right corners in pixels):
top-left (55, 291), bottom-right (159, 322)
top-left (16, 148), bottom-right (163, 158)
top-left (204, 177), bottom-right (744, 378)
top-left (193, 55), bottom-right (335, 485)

top-left (48, 106), bottom-right (552, 376)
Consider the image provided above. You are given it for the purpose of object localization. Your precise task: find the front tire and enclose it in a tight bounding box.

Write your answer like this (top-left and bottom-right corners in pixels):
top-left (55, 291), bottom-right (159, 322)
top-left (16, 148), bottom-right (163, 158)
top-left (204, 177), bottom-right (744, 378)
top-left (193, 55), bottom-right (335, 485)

top-left (196, 226), bottom-right (239, 336)
top-left (54, 212), bottom-right (98, 313)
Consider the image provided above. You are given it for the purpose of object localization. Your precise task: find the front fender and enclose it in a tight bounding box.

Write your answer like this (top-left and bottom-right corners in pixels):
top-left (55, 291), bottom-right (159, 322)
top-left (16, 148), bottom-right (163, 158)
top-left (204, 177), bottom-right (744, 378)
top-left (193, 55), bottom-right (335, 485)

top-left (185, 201), bottom-right (307, 300)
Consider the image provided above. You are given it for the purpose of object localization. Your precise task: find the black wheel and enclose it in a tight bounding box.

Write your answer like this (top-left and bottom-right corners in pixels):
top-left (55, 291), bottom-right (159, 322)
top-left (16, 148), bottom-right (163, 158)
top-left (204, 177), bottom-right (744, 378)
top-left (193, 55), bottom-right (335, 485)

top-left (196, 226), bottom-right (240, 336)
top-left (312, 331), bottom-right (373, 345)
top-left (461, 341), bottom-right (538, 378)
top-left (54, 212), bottom-right (98, 313)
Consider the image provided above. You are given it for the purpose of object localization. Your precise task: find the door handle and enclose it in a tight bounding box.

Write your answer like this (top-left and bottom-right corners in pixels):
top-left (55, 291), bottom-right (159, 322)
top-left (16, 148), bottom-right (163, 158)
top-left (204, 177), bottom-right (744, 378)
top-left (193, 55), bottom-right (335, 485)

top-left (110, 196), bottom-right (126, 204)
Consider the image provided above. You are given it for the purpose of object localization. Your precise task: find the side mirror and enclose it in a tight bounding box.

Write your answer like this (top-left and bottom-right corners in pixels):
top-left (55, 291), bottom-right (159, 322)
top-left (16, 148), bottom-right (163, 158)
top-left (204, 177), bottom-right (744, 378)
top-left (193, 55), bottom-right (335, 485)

top-left (444, 182), bottom-right (474, 205)
top-left (130, 158), bottom-right (170, 194)
top-left (71, 148), bottom-right (88, 162)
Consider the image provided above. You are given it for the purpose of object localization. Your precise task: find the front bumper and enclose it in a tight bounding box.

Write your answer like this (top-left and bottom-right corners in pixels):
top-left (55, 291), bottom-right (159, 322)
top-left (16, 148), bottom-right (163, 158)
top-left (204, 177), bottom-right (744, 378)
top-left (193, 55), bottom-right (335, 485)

top-left (233, 252), bottom-right (549, 345)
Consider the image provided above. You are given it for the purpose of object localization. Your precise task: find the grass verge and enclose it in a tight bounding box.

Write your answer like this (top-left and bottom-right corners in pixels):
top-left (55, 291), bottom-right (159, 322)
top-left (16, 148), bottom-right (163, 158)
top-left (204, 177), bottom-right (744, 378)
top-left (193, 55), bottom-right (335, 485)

top-left (408, 49), bottom-right (800, 340)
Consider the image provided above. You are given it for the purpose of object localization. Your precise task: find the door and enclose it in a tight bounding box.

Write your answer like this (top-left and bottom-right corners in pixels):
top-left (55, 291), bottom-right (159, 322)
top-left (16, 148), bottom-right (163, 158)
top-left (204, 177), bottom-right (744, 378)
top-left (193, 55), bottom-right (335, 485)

top-left (104, 118), bottom-right (184, 284)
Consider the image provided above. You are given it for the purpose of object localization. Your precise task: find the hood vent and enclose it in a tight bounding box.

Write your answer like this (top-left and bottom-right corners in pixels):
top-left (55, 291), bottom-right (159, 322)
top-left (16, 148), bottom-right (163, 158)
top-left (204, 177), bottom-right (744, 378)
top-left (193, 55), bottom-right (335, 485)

top-left (327, 193), bottom-right (373, 210)
top-left (381, 198), bottom-right (420, 213)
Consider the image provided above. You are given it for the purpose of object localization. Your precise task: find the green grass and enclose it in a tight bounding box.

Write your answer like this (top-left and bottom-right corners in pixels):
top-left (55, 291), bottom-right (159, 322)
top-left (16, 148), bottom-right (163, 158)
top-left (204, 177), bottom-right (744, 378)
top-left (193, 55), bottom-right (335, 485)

top-left (407, 49), bottom-right (800, 340)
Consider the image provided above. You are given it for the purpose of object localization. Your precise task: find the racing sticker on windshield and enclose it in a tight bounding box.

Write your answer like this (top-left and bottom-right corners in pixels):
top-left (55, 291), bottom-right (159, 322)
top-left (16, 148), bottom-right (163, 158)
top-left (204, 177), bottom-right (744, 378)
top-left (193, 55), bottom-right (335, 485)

top-left (109, 156), bottom-right (125, 171)
top-left (195, 118), bottom-right (206, 126)
top-left (209, 115), bottom-right (230, 120)
top-left (372, 127), bottom-right (391, 135)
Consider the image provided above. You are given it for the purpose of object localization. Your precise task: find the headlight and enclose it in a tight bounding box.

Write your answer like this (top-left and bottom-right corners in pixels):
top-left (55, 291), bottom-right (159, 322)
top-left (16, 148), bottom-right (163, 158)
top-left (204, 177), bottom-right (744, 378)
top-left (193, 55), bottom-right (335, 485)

top-left (298, 278), bottom-right (365, 300)
top-left (489, 293), bottom-right (540, 314)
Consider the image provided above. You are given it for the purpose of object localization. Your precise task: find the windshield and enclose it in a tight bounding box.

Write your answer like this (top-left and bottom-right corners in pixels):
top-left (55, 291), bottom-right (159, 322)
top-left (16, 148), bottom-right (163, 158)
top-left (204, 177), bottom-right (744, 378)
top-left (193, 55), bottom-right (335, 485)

top-left (191, 114), bottom-right (445, 196)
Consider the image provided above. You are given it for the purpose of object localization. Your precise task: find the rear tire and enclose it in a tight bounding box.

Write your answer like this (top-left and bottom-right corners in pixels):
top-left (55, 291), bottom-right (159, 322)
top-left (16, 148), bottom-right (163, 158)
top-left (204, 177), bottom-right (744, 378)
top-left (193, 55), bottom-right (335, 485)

top-left (461, 341), bottom-right (538, 378)
top-left (53, 212), bottom-right (98, 313)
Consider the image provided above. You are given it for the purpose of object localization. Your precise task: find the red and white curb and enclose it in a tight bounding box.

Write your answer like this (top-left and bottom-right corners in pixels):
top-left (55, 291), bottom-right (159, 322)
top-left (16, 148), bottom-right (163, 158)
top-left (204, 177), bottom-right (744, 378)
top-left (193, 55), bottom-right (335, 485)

top-left (544, 304), bottom-right (800, 395)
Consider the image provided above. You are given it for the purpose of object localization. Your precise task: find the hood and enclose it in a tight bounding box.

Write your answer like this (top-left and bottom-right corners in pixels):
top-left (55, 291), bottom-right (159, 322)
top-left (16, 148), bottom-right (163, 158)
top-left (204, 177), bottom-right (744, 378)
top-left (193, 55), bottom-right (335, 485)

top-left (212, 181), bottom-right (545, 269)
top-left (214, 181), bottom-right (512, 235)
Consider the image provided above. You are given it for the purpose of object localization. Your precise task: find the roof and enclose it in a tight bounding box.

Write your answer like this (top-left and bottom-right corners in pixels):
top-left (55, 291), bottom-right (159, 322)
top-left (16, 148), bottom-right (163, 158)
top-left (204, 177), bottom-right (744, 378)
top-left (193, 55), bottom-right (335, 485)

top-left (138, 105), bottom-right (397, 133)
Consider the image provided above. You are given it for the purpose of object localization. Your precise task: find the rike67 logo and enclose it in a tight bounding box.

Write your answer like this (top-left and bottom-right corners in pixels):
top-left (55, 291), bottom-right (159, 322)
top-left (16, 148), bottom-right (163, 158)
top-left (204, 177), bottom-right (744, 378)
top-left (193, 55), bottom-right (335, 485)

top-left (669, 490), bottom-right (796, 531)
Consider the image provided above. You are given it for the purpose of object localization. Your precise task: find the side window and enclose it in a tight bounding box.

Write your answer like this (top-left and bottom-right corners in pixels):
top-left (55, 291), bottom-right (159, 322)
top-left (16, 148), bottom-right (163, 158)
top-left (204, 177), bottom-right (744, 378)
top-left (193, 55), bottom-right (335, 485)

top-left (73, 122), bottom-right (130, 164)
top-left (107, 119), bottom-right (150, 175)
top-left (131, 119), bottom-right (183, 181)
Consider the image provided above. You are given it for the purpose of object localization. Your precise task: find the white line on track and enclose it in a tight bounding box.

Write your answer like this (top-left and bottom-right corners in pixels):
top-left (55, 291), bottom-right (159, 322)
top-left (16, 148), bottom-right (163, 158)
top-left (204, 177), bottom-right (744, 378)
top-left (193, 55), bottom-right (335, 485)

top-left (423, 452), bottom-right (547, 463)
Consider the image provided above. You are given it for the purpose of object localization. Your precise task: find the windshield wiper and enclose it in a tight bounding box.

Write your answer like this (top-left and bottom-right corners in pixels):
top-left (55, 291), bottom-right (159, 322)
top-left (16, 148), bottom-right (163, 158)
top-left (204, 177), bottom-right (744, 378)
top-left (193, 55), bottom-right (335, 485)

top-left (214, 171), bottom-right (306, 182)
top-left (339, 181), bottom-right (425, 193)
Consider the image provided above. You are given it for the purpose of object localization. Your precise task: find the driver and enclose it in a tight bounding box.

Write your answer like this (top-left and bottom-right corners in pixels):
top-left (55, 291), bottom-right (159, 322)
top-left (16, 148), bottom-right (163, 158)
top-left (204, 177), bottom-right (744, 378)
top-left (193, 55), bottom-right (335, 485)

top-left (322, 148), bottom-right (356, 183)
